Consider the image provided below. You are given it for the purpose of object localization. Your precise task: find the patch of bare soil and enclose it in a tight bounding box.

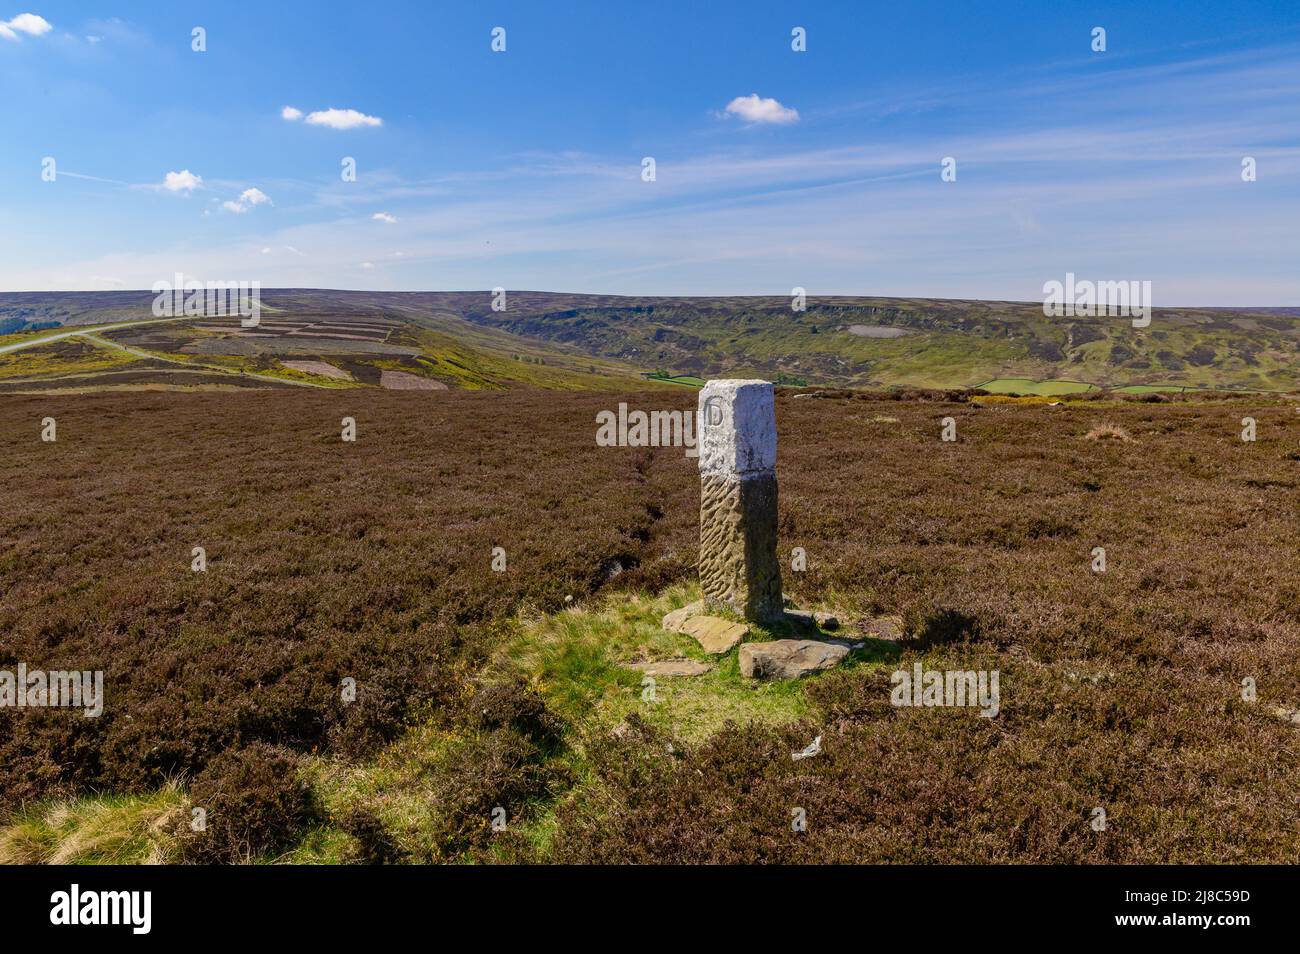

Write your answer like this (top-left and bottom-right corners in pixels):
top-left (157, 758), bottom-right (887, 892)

top-left (380, 370), bottom-right (448, 390)
top-left (281, 360), bottom-right (353, 380)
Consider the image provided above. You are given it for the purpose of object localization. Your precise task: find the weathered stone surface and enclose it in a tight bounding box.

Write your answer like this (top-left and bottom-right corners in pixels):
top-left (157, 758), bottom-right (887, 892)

top-left (739, 639), bottom-right (849, 680)
top-left (681, 615), bottom-right (748, 654)
top-left (783, 608), bottom-right (816, 628)
top-left (697, 379), bottom-right (783, 625)
top-left (699, 472), bottom-right (783, 623)
top-left (698, 380), bottom-right (777, 478)
top-left (814, 611), bottom-right (840, 630)
top-left (628, 658), bottom-right (714, 677)
top-left (661, 601), bottom-right (703, 634)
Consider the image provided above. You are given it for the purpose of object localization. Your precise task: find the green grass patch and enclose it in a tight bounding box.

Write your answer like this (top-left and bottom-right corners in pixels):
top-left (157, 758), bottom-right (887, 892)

top-left (1112, 384), bottom-right (1204, 394)
top-left (495, 584), bottom-right (812, 743)
top-left (643, 371), bottom-right (707, 387)
top-left (975, 377), bottom-right (1100, 395)
top-left (0, 782), bottom-right (187, 865)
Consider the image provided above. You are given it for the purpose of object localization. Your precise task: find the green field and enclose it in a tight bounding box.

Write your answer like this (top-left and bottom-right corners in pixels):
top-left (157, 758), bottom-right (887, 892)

top-left (643, 371), bottom-right (707, 387)
top-left (974, 377), bottom-right (1099, 395)
top-left (1112, 384), bottom-right (1205, 394)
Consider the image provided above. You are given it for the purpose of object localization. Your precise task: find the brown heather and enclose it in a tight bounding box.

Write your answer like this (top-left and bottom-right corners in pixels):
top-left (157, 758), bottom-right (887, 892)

top-left (2, 387), bottom-right (1298, 862)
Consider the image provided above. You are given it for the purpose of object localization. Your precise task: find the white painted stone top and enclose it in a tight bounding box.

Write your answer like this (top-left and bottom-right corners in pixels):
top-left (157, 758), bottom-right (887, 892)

top-left (698, 379), bottom-right (777, 477)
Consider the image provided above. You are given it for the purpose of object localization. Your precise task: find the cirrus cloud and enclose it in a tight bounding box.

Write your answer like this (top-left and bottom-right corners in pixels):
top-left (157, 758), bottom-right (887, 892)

top-left (722, 93), bottom-right (799, 125)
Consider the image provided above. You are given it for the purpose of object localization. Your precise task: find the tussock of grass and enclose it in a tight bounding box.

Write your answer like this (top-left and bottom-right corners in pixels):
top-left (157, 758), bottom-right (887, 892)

top-left (1084, 422), bottom-right (1137, 443)
top-left (0, 782), bottom-right (187, 865)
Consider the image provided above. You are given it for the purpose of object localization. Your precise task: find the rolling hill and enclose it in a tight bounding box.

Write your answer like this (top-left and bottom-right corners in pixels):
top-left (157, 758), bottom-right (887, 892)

top-left (2, 290), bottom-right (1297, 393)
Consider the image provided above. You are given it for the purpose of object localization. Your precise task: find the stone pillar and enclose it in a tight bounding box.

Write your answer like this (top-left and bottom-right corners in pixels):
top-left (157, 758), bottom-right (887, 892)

top-left (697, 380), bottom-right (783, 624)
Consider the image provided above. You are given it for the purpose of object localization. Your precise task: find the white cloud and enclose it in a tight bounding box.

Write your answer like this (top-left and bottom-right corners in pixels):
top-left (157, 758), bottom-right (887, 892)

top-left (261, 247), bottom-right (272, 254)
top-left (359, 261), bottom-right (374, 269)
top-left (222, 187), bottom-right (272, 213)
top-left (281, 106), bottom-right (302, 121)
top-left (372, 212), bottom-right (398, 224)
top-left (304, 108), bottom-right (382, 130)
top-left (0, 13), bottom-right (53, 41)
top-left (85, 35), bottom-right (101, 44)
top-left (723, 93), bottom-right (799, 125)
top-left (161, 170), bottom-right (203, 193)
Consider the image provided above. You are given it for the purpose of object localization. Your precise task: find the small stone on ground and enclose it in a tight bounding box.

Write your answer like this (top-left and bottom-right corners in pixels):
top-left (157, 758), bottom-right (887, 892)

top-left (681, 615), bottom-right (748, 654)
top-left (661, 601), bottom-right (703, 633)
top-left (739, 639), bottom-right (849, 680)
top-left (627, 658), bottom-right (713, 677)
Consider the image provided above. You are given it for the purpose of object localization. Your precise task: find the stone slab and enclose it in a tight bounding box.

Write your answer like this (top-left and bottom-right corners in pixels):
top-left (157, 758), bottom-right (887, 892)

top-left (661, 601), bottom-right (704, 634)
top-left (627, 659), bottom-right (714, 677)
top-left (739, 639), bottom-right (850, 680)
top-left (681, 615), bottom-right (748, 654)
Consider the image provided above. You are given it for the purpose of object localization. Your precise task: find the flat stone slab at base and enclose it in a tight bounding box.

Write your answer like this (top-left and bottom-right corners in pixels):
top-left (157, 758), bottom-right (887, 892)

top-left (681, 615), bottom-right (748, 654)
top-left (628, 658), bottom-right (714, 677)
top-left (661, 602), bottom-right (704, 634)
top-left (739, 639), bottom-right (850, 680)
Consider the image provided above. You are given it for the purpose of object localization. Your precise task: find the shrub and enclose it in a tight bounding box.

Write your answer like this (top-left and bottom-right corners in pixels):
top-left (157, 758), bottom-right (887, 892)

top-left (179, 743), bottom-right (316, 863)
top-left (340, 808), bottom-right (404, 865)
top-left (418, 729), bottom-right (567, 860)
top-left (468, 681), bottom-right (564, 752)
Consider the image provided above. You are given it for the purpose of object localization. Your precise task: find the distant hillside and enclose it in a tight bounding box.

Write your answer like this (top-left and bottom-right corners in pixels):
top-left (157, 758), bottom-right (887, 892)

top-left (0, 291), bottom-right (661, 394)
top-left (435, 291), bottom-right (1300, 393)
top-left (2, 290), bottom-right (1298, 392)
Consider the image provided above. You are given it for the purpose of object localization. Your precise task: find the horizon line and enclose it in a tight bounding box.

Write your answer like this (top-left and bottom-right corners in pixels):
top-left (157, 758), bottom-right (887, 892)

top-left (0, 288), bottom-right (1297, 313)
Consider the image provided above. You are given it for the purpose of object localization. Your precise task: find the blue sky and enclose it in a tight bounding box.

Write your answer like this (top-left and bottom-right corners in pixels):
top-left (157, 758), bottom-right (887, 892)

top-left (2, 0), bottom-right (1298, 304)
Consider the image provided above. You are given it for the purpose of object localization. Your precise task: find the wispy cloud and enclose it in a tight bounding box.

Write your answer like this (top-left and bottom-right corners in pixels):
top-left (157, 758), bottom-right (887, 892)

top-left (8, 41), bottom-right (1300, 304)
